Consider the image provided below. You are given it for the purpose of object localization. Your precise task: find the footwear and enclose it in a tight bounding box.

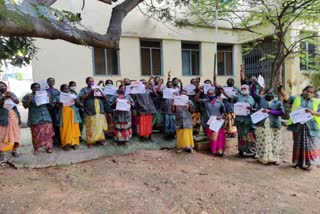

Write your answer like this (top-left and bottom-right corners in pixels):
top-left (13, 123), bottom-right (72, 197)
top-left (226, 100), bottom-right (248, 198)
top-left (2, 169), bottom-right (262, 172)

top-left (72, 145), bottom-right (79, 150)
top-left (97, 140), bottom-right (105, 146)
top-left (148, 136), bottom-right (153, 142)
top-left (273, 161), bottom-right (280, 166)
top-left (46, 148), bottom-right (53, 153)
top-left (11, 150), bottom-right (19, 157)
top-left (218, 153), bottom-right (226, 158)
top-left (87, 144), bottom-right (93, 148)
top-left (176, 149), bottom-right (184, 154)
top-left (190, 148), bottom-right (195, 154)
top-left (301, 165), bottom-right (312, 171)
top-left (63, 145), bottom-right (71, 151)
top-left (33, 149), bottom-right (39, 155)
top-left (124, 142), bottom-right (129, 146)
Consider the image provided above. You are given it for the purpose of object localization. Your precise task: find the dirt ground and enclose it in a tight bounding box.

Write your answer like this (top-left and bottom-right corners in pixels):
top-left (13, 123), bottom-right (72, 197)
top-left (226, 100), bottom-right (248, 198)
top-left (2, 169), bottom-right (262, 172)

top-left (1, 129), bottom-right (320, 214)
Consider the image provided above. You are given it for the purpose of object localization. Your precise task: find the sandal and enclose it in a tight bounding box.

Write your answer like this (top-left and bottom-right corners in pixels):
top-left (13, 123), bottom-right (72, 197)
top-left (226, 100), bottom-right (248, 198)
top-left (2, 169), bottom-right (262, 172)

top-left (33, 149), bottom-right (39, 155)
top-left (72, 145), bottom-right (79, 150)
top-left (46, 148), bottom-right (53, 153)
top-left (11, 150), bottom-right (19, 157)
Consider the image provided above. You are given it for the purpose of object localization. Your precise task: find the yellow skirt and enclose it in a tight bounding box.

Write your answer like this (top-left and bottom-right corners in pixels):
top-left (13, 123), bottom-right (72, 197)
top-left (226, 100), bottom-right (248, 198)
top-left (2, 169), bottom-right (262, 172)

top-left (0, 110), bottom-right (20, 152)
top-left (85, 99), bottom-right (107, 144)
top-left (176, 128), bottom-right (194, 149)
top-left (60, 106), bottom-right (81, 147)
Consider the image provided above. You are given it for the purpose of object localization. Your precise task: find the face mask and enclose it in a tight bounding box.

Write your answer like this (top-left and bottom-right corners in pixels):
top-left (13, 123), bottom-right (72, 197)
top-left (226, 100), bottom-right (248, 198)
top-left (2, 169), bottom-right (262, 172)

top-left (0, 88), bottom-right (7, 93)
top-left (106, 84), bottom-right (113, 87)
top-left (208, 95), bottom-right (215, 101)
top-left (154, 80), bottom-right (159, 85)
top-left (70, 86), bottom-right (76, 91)
top-left (227, 81), bottom-right (234, 87)
top-left (88, 82), bottom-right (94, 87)
top-left (173, 82), bottom-right (178, 87)
top-left (118, 89), bottom-right (125, 95)
top-left (265, 94), bottom-right (274, 101)
top-left (241, 89), bottom-right (249, 96)
top-left (124, 82), bottom-right (130, 86)
top-left (303, 92), bottom-right (311, 99)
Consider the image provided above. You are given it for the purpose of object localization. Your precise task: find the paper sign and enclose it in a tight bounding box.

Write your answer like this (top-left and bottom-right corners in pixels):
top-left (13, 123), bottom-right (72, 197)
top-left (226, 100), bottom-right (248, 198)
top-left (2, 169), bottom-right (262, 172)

top-left (221, 87), bottom-right (235, 99)
top-left (104, 86), bottom-right (117, 95)
top-left (37, 80), bottom-right (49, 91)
top-left (258, 75), bottom-right (265, 88)
top-left (116, 99), bottom-right (130, 111)
top-left (3, 99), bottom-right (16, 110)
top-left (234, 102), bottom-right (250, 116)
top-left (185, 85), bottom-right (196, 95)
top-left (35, 91), bottom-right (49, 106)
top-left (174, 95), bottom-right (189, 106)
top-left (289, 107), bottom-right (313, 124)
top-left (131, 82), bottom-right (146, 94)
top-left (125, 86), bottom-right (132, 95)
top-left (207, 115), bottom-right (215, 125)
top-left (203, 84), bottom-right (215, 94)
top-left (60, 92), bottom-right (77, 106)
top-left (208, 116), bottom-right (224, 132)
top-left (250, 109), bottom-right (269, 124)
top-left (163, 88), bottom-right (175, 99)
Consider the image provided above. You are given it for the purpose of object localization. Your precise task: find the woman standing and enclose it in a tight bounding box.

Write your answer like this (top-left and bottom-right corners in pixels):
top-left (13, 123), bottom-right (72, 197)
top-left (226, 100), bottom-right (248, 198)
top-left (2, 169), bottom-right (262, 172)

top-left (172, 90), bottom-right (195, 153)
top-left (111, 86), bottom-right (134, 145)
top-left (56, 84), bottom-right (81, 151)
top-left (196, 88), bottom-right (226, 156)
top-left (278, 82), bottom-right (320, 170)
top-left (0, 81), bottom-right (21, 159)
top-left (223, 84), bottom-right (256, 157)
top-left (254, 89), bottom-right (285, 165)
top-left (79, 77), bottom-right (107, 148)
top-left (22, 83), bottom-right (54, 155)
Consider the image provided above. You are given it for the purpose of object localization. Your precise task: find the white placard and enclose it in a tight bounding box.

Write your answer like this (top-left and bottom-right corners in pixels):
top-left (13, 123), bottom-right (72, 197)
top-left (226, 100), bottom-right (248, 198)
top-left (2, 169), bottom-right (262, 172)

top-left (60, 92), bottom-right (77, 106)
top-left (258, 75), bottom-right (265, 88)
top-left (185, 84), bottom-right (196, 95)
top-left (208, 116), bottom-right (224, 132)
top-left (104, 86), bottom-right (117, 95)
top-left (125, 86), bottom-right (132, 95)
top-left (234, 102), bottom-right (250, 116)
top-left (163, 88), bottom-right (175, 99)
top-left (203, 84), bottom-right (215, 94)
top-left (35, 91), bottom-right (49, 106)
top-left (174, 95), bottom-right (189, 106)
top-left (37, 80), bottom-right (49, 91)
top-left (92, 86), bottom-right (104, 97)
top-left (221, 87), bottom-right (235, 99)
top-left (250, 109), bottom-right (269, 124)
top-left (116, 99), bottom-right (130, 111)
top-left (207, 115), bottom-right (215, 125)
top-left (3, 99), bottom-right (16, 110)
top-left (289, 107), bottom-right (313, 124)
top-left (131, 82), bottom-right (146, 94)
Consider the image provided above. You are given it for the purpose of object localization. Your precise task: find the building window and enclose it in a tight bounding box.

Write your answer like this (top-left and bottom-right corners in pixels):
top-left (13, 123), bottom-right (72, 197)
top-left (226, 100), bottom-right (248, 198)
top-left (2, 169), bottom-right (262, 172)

top-left (93, 48), bottom-right (119, 75)
top-left (217, 45), bottom-right (233, 76)
top-left (300, 40), bottom-right (317, 71)
top-left (140, 40), bottom-right (162, 76)
top-left (182, 42), bottom-right (200, 76)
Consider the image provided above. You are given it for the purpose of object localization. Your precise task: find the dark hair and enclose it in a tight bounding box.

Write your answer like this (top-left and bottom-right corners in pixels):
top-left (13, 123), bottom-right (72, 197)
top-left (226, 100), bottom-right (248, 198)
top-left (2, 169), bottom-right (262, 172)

top-left (31, 83), bottom-right (40, 90)
top-left (60, 84), bottom-right (68, 91)
top-left (204, 79), bottom-right (212, 84)
top-left (215, 87), bottom-right (222, 96)
top-left (47, 77), bottom-right (54, 81)
top-left (85, 77), bottom-right (93, 83)
top-left (69, 81), bottom-right (76, 86)
top-left (105, 79), bottom-right (113, 85)
top-left (118, 84), bottom-right (125, 90)
top-left (180, 89), bottom-right (187, 94)
top-left (0, 81), bottom-right (7, 87)
top-left (172, 77), bottom-right (179, 82)
top-left (302, 85), bottom-right (314, 92)
top-left (190, 78), bottom-right (196, 84)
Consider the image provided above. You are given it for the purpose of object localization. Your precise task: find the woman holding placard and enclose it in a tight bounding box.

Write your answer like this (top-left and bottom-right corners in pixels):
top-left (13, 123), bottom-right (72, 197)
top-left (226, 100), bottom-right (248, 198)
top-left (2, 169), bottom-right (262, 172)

top-left (196, 88), bottom-right (226, 156)
top-left (111, 85), bottom-right (134, 145)
top-left (278, 82), bottom-right (320, 170)
top-left (253, 89), bottom-right (285, 165)
top-left (56, 84), bottom-right (81, 151)
top-left (0, 81), bottom-right (21, 159)
top-left (172, 89), bottom-right (195, 153)
top-left (22, 83), bottom-right (54, 155)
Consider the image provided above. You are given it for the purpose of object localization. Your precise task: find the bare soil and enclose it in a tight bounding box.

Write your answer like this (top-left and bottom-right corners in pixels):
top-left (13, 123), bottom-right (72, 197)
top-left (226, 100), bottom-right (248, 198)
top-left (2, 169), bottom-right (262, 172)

top-left (1, 129), bottom-right (320, 214)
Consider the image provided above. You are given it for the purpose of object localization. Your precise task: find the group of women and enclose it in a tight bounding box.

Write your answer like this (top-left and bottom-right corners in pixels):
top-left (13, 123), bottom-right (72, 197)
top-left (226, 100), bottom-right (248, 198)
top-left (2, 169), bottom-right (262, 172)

top-left (0, 67), bottom-right (319, 171)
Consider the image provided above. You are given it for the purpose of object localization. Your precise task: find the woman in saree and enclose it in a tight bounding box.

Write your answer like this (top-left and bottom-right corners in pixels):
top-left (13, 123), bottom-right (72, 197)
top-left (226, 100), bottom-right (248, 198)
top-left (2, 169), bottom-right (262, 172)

top-left (0, 81), bottom-right (21, 159)
top-left (22, 83), bottom-right (54, 155)
top-left (278, 82), bottom-right (320, 170)
top-left (79, 77), bottom-right (107, 148)
top-left (56, 84), bottom-right (81, 151)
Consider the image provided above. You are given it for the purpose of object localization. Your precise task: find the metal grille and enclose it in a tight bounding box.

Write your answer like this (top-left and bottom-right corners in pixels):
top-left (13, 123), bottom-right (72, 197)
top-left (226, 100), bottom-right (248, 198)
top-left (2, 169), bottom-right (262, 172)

top-left (242, 37), bottom-right (284, 88)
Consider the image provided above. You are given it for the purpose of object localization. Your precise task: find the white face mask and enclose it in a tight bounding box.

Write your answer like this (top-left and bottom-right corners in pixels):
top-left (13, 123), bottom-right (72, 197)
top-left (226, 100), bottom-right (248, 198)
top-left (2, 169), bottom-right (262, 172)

top-left (70, 86), bottom-right (76, 91)
top-left (241, 89), bottom-right (249, 96)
